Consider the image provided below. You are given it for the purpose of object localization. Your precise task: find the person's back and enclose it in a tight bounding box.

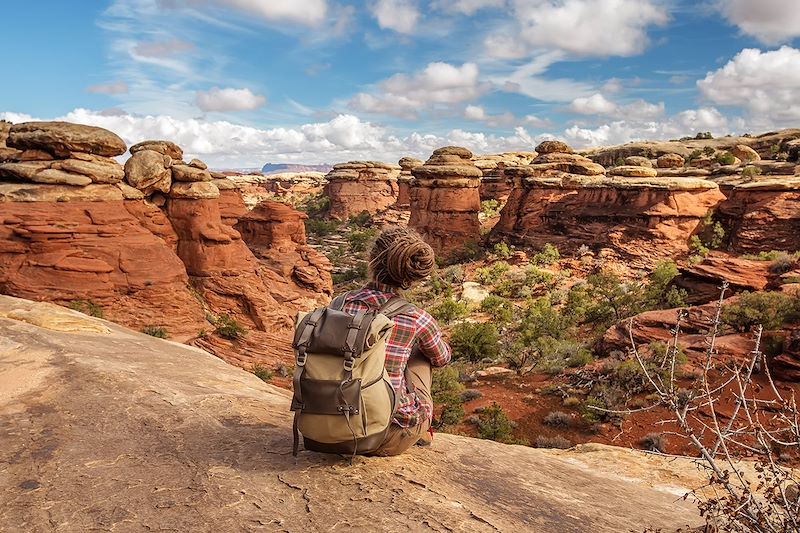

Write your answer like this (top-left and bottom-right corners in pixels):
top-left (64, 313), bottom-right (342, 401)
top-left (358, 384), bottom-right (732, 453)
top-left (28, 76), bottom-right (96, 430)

top-left (341, 227), bottom-right (451, 455)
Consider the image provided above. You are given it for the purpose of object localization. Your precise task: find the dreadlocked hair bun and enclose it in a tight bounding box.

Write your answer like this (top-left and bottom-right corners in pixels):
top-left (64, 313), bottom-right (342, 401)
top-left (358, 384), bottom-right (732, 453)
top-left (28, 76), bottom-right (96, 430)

top-left (369, 227), bottom-right (435, 289)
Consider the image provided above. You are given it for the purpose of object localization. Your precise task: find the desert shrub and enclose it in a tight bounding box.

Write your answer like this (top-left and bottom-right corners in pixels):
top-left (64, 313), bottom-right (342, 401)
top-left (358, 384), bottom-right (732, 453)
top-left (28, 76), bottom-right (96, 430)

top-left (450, 322), bottom-right (499, 362)
top-left (332, 263), bottom-right (367, 284)
top-left (524, 266), bottom-right (555, 288)
top-left (696, 132), bottom-right (713, 140)
top-left (741, 165), bottom-right (762, 179)
top-left (430, 299), bottom-right (468, 323)
top-left (251, 363), bottom-right (273, 382)
top-left (480, 199), bottom-right (501, 218)
top-left (475, 261), bottom-right (510, 286)
top-left (722, 291), bottom-right (799, 332)
top-left (348, 228), bottom-right (377, 252)
top-left (520, 296), bottom-right (571, 342)
top-left (493, 242), bottom-right (513, 259)
top-left (583, 272), bottom-right (643, 327)
top-left (532, 243), bottom-right (560, 266)
top-left (534, 435), bottom-right (572, 449)
top-left (298, 194), bottom-right (329, 217)
top-left (689, 235), bottom-right (709, 257)
top-left (581, 396), bottom-right (608, 424)
top-left (535, 338), bottom-right (592, 374)
top-left (480, 295), bottom-right (515, 323)
top-left (349, 210), bottom-right (372, 227)
top-left (562, 396), bottom-right (581, 408)
top-left (566, 348), bottom-right (594, 368)
top-left (477, 402), bottom-right (514, 441)
top-left (68, 300), bottom-right (104, 318)
top-left (142, 326), bottom-right (167, 338)
top-left (702, 146), bottom-right (716, 157)
top-left (304, 218), bottom-right (341, 237)
top-left (461, 389), bottom-right (482, 402)
top-left (639, 432), bottom-right (666, 453)
top-left (687, 149), bottom-right (702, 164)
top-left (440, 265), bottom-right (464, 284)
top-left (644, 260), bottom-right (687, 309)
top-left (431, 366), bottom-right (466, 428)
top-left (543, 411), bottom-right (572, 428)
top-left (768, 252), bottom-right (796, 275)
top-left (214, 314), bottom-right (247, 340)
top-left (715, 151), bottom-right (736, 165)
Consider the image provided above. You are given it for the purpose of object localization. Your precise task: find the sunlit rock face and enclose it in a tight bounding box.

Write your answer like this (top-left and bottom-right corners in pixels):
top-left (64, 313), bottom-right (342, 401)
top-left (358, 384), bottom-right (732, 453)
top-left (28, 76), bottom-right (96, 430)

top-left (323, 161), bottom-right (400, 220)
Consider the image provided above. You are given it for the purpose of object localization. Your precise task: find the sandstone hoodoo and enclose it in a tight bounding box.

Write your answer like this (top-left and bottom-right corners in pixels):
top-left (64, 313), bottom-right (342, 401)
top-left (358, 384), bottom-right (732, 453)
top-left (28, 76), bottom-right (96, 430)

top-left (396, 156), bottom-right (422, 208)
top-left (717, 177), bottom-right (800, 254)
top-left (535, 140), bottom-right (573, 154)
top-left (473, 151), bottom-right (537, 202)
top-left (323, 161), bottom-right (400, 220)
top-left (409, 146), bottom-right (482, 259)
top-left (129, 139), bottom-right (184, 161)
top-left (494, 172), bottom-right (726, 268)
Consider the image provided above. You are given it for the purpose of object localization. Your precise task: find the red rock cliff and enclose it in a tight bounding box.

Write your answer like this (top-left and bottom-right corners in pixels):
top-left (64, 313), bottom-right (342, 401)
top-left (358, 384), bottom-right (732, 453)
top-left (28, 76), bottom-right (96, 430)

top-left (323, 161), bottom-right (400, 220)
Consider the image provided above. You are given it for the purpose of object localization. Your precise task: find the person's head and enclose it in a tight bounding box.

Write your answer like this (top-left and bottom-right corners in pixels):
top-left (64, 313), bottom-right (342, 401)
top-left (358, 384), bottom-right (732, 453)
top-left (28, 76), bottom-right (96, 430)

top-left (368, 227), bottom-right (435, 289)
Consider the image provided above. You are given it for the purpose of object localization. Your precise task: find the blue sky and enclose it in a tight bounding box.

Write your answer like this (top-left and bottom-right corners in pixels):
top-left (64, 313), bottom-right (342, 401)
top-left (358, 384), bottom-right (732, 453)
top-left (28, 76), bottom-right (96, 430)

top-left (2, 0), bottom-right (800, 167)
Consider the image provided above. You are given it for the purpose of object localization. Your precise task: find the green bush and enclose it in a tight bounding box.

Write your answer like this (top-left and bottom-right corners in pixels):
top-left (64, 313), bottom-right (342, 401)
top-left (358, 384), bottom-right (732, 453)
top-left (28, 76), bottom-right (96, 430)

top-left (703, 146), bottom-right (716, 157)
top-left (534, 338), bottom-right (592, 374)
top-left (332, 263), bottom-right (367, 284)
top-left (480, 199), bottom-right (501, 218)
top-left (689, 235), bottom-right (709, 257)
top-left (68, 300), bottom-right (104, 318)
top-left (431, 366), bottom-right (466, 428)
top-left (252, 363), bottom-right (273, 382)
top-left (477, 402), bottom-right (514, 441)
top-left (450, 322), bottom-right (499, 362)
top-left (524, 266), bottom-right (555, 288)
top-left (430, 299), bottom-right (468, 323)
top-left (543, 411), bottom-right (572, 428)
top-left (581, 396), bottom-right (608, 424)
top-left (493, 241), bottom-right (513, 259)
top-left (349, 211), bottom-right (372, 227)
top-left (722, 291), bottom-right (799, 332)
top-left (475, 261), bottom-right (510, 286)
top-left (348, 228), bottom-right (377, 252)
top-left (305, 218), bottom-right (342, 237)
top-left (715, 151), bottom-right (736, 165)
top-left (532, 243), bottom-right (560, 265)
top-left (142, 326), bottom-right (167, 338)
top-left (298, 195), bottom-right (329, 217)
top-left (741, 166), bottom-right (762, 179)
top-left (214, 314), bottom-right (247, 340)
top-left (644, 261), bottom-right (687, 309)
top-left (687, 149), bottom-right (702, 164)
top-left (480, 295), bottom-right (515, 323)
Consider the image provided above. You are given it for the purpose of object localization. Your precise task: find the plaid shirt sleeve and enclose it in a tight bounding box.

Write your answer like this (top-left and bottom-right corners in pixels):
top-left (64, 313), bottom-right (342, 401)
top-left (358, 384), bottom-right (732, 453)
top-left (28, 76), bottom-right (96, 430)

top-left (414, 308), bottom-right (451, 367)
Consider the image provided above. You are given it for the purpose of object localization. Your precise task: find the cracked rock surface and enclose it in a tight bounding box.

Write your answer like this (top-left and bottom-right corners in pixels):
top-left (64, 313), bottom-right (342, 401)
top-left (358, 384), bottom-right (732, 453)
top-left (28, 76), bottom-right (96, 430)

top-left (0, 295), bottom-right (702, 532)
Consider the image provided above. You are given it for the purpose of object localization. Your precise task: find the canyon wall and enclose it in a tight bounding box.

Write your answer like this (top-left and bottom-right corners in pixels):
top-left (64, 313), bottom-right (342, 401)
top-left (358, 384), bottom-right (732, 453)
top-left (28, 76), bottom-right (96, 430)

top-left (323, 161), bottom-right (400, 220)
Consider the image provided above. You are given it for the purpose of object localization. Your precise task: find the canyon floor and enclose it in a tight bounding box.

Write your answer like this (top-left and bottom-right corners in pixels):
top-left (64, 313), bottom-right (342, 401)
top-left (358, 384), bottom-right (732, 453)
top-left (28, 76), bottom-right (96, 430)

top-left (0, 295), bottom-right (713, 532)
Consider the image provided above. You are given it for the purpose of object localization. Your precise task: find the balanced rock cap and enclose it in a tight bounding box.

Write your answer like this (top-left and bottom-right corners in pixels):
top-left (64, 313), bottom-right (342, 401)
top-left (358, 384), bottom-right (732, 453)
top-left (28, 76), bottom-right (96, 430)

top-left (129, 140), bottom-right (184, 161)
top-left (7, 121), bottom-right (127, 158)
top-left (535, 140), bottom-right (573, 155)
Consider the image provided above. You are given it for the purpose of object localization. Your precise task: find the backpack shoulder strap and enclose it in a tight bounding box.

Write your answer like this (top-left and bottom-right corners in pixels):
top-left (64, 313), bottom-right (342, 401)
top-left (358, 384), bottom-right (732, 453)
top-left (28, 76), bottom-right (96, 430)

top-left (329, 291), bottom-right (350, 311)
top-left (378, 296), bottom-right (415, 319)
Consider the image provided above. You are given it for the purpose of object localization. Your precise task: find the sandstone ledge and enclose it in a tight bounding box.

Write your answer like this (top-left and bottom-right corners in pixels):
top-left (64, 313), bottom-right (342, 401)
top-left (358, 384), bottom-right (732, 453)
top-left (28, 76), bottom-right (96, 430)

top-left (509, 171), bottom-right (720, 191)
top-left (0, 295), bottom-right (704, 532)
top-left (0, 182), bottom-right (125, 202)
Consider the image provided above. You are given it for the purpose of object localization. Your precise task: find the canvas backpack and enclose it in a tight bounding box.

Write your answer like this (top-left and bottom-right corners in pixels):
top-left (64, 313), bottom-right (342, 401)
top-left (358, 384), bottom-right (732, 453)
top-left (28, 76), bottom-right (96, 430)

top-left (290, 292), bottom-right (413, 459)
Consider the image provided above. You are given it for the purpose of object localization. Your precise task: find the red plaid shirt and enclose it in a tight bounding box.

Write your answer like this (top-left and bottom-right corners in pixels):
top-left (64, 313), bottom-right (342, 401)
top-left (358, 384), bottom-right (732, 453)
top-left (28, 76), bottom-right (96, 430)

top-left (343, 282), bottom-right (451, 428)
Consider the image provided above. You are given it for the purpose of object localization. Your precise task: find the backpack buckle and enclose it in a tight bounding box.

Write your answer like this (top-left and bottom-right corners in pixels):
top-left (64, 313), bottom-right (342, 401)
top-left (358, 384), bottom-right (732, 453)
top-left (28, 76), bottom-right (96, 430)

top-left (343, 357), bottom-right (354, 372)
top-left (296, 349), bottom-right (307, 367)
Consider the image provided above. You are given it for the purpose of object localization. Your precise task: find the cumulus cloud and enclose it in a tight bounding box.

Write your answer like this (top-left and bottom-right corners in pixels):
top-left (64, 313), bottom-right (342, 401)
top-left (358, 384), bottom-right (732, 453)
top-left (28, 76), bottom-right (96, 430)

top-left (698, 46), bottom-right (800, 124)
top-left (463, 105), bottom-right (516, 127)
top-left (431, 0), bottom-right (505, 15)
top-left (350, 62), bottom-right (489, 119)
top-left (485, 0), bottom-right (669, 59)
top-left (87, 82), bottom-right (130, 95)
top-left (370, 0), bottom-right (420, 34)
top-left (1, 108), bottom-right (551, 167)
top-left (195, 87), bottom-right (267, 112)
top-left (716, 0), bottom-right (800, 45)
top-left (568, 93), bottom-right (664, 121)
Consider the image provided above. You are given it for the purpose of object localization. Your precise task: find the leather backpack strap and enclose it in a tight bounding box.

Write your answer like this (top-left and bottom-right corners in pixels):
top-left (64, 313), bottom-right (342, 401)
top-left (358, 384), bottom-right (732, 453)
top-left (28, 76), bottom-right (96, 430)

top-left (329, 291), bottom-right (350, 311)
top-left (378, 296), bottom-right (415, 319)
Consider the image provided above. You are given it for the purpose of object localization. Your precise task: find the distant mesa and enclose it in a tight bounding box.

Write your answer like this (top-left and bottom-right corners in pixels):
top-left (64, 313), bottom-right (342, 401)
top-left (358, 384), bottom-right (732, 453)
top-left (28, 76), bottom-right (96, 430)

top-left (261, 162), bottom-right (332, 175)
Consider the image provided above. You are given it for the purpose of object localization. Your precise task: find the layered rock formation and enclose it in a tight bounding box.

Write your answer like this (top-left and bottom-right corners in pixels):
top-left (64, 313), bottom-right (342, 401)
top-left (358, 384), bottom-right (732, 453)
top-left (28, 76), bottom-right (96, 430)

top-left (323, 161), bottom-right (400, 220)
top-left (473, 151), bottom-right (537, 202)
top-left (396, 157), bottom-right (422, 208)
top-left (494, 155), bottom-right (726, 267)
top-left (0, 296), bottom-right (706, 533)
top-left (410, 147), bottom-right (482, 259)
top-left (675, 254), bottom-right (774, 304)
top-left (717, 177), bottom-right (800, 254)
top-left (231, 171), bottom-right (326, 209)
top-left (0, 121), bottom-right (331, 370)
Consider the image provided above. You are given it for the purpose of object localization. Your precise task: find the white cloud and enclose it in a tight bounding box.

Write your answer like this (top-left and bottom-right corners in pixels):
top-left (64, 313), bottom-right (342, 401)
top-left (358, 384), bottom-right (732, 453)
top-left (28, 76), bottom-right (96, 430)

top-left (486, 0), bottom-right (668, 59)
top-left (569, 93), bottom-right (616, 115)
top-left (716, 0), bottom-right (800, 45)
top-left (87, 82), bottom-right (130, 95)
top-left (156, 0), bottom-right (328, 26)
top-left (350, 62), bottom-right (489, 119)
top-left (370, 0), bottom-right (420, 34)
top-left (492, 51), bottom-right (595, 103)
top-left (195, 87), bottom-right (267, 112)
top-left (432, 0), bottom-right (505, 15)
top-left (463, 105), bottom-right (516, 127)
top-left (698, 46), bottom-right (800, 124)
top-left (1, 108), bottom-right (550, 166)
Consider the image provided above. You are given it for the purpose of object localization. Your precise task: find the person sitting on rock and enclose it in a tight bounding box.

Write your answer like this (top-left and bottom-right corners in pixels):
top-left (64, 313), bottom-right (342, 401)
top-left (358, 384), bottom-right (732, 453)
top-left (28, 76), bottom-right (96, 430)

top-left (340, 226), bottom-right (452, 455)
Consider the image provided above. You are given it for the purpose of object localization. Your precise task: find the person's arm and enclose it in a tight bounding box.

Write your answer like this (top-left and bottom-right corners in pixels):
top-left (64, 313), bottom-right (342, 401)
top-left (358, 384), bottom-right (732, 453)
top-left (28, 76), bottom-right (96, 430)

top-left (415, 309), bottom-right (451, 367)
